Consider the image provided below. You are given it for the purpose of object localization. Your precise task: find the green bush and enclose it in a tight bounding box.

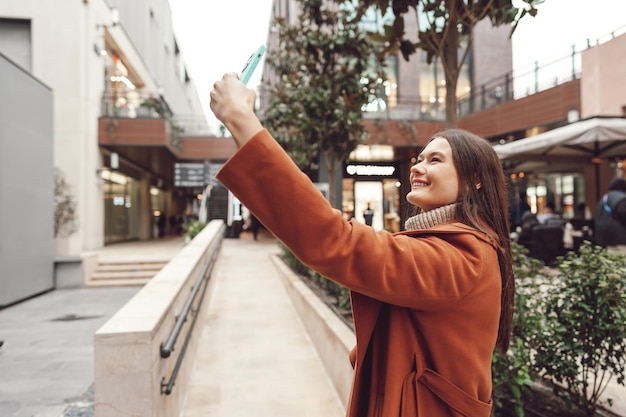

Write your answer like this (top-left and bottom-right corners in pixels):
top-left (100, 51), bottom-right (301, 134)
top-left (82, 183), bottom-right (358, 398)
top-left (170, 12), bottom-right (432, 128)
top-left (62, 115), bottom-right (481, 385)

top-left (533, 242), bottom-right (626, 416)
top-left (491, 242), bottom-right (547, 417)
top-left (184, 220), bottom-right (206, 240)
top-left (277, 241), bottom-right (311, 276)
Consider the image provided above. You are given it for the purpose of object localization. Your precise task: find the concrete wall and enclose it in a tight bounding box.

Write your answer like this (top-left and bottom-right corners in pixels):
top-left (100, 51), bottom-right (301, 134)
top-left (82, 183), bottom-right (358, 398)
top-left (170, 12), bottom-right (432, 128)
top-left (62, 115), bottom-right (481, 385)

top-left (110, 0), bottom-right (206, 118)
top-left (0, 0), bottom-right (209, 258)
top-left (581, 31), bottom-right (626, 118)
top-left (0, 53), bottom-right (54, 307)
top-left (271, 255), bottom-right (355, 410)
top-left (94, 220), bottom-right (224, 417)
top-left (0, 0), bottom-right (117, 255)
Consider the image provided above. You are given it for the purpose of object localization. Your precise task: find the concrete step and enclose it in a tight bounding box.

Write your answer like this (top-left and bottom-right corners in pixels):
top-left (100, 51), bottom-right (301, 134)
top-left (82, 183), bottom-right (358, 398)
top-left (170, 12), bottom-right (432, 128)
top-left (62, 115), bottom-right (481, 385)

top-left (94, 262), bottom-right (166, 272)
top-left (87, 260), bottom-right (168, 287)
top-left (86, 277), bottom-right (151, 287)
top-left (91, 270), bottom-right (157, 280)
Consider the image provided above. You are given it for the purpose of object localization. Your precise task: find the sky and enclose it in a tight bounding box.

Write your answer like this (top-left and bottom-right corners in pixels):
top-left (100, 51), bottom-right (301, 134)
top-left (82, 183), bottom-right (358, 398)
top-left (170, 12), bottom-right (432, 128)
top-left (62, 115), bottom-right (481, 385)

top-left (169, 0), bottom-right (275, 131)
top-left (169, 0), bottom-right (626, 133)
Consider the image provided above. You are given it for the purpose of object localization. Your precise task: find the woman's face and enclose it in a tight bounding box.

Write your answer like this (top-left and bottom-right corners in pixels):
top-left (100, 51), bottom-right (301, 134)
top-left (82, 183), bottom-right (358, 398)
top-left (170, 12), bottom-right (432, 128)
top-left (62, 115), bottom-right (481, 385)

top-left (406, 137), bottom-right (460, 212)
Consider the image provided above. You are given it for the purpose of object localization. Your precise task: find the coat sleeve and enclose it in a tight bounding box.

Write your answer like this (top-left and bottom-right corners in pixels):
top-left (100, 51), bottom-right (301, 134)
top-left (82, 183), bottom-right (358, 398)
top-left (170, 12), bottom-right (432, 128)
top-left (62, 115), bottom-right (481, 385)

top-left (216, 129), bottom-right (498, 310)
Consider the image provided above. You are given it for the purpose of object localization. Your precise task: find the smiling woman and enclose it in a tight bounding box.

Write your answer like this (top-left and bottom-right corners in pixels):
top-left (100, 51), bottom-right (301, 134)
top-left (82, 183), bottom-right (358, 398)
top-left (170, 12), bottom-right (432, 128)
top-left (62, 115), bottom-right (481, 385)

top-left (209, 74), bottom-right (515, 417)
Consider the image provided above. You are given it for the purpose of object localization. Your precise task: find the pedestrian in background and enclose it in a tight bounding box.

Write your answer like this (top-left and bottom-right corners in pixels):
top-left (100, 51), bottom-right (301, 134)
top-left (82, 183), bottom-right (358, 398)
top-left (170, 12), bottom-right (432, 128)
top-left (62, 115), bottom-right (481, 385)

top-left (362, 203), bottom-right (374, 226)
top-left (510, 190), bottom-right (531, 230)
top-left (209, 73), bottom-right (514, 417)
top-left (536, 201), bottom-right (562, 225)
top-left (594, 177), bottom-right (626, 250)
top-left (249, 213), bottom-right (261, 240)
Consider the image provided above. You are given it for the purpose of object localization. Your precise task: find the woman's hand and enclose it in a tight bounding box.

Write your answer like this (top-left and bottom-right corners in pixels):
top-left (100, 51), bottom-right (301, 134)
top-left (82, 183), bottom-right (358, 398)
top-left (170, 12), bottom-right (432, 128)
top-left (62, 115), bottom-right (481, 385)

top-left (210, 73), bottom-right (263, 147)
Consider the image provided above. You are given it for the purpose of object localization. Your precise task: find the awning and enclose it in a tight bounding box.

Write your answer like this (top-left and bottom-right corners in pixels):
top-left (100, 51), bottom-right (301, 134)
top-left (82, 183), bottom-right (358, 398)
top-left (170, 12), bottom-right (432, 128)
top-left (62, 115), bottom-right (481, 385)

top-left (493, 117), bottom-right (626, 162)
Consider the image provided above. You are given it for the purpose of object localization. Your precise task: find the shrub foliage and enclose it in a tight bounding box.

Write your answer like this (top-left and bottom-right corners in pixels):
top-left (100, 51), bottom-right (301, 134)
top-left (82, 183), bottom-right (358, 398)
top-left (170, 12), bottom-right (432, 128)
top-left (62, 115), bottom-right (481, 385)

top-left (534, 242), bottom-right (626, 416)
top-left (54, 168), bottom-right (78, 238)
top-left (277, 239), bottom-right (626, 417)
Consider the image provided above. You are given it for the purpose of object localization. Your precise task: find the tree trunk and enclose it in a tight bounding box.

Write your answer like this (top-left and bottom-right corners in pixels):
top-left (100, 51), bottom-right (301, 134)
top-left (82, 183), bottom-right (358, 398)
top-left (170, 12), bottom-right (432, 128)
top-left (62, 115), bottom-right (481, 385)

top-left (444, 62), bottom-right (459, 128)
top-left (324, 149), bottom-right (338, 209)
top-left (442, 0), bottom-right (460, 128)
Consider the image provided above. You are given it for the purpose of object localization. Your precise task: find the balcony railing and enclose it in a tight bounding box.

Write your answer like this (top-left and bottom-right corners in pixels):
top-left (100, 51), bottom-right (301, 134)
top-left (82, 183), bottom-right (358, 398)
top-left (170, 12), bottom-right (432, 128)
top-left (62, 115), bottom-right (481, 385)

top-left (100, 92), bottom-right (213, 142)
top-left (99, 23), bottom-right (625, 135)
top-left (366, 23), bottom-right (626, 121)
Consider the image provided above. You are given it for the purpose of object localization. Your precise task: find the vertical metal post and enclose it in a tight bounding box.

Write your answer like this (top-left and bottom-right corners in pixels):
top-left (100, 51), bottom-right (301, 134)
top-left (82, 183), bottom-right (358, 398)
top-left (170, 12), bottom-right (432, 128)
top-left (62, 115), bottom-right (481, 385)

top-left (571, 45), bottom-right (576, 80)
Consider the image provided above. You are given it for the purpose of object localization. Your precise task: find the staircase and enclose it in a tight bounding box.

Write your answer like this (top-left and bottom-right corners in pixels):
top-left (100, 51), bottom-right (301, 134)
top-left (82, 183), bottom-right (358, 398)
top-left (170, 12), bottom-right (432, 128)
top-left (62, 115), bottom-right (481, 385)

top-left (87, 259), bottom-right (168, 287)
top-left (85, 237), bottom-right (186, 288)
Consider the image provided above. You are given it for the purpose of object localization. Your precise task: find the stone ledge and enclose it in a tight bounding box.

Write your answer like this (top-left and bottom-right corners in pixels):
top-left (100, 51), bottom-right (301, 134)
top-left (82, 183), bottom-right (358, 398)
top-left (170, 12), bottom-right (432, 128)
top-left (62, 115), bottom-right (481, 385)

top-left (54, 252), bottom-right (98, 289)
top-left (271, 254), bottom-right (355, 411)
top-left (93, 220), bottom-right (225, 417)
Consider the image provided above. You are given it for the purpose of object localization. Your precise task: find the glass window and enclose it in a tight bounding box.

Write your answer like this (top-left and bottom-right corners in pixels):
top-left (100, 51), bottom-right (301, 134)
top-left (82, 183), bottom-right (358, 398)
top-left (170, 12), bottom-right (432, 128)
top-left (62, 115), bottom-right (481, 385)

top-left (102, 169), bottom-right (140, 244)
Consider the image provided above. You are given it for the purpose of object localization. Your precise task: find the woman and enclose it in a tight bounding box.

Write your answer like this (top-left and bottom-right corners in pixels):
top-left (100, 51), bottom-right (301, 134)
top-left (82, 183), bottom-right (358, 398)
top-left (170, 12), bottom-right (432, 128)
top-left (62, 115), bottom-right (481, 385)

top-left (210, 73), bottom-right (514, 417)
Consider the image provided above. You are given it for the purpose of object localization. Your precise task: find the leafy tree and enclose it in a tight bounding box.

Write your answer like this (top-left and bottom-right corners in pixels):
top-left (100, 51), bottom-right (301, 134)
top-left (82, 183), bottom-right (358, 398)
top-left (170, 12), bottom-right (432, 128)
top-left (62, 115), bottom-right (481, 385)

top-left (263, 0), bottom-right (384, 207)
top-left (343, 0), bottom-right (540, 127)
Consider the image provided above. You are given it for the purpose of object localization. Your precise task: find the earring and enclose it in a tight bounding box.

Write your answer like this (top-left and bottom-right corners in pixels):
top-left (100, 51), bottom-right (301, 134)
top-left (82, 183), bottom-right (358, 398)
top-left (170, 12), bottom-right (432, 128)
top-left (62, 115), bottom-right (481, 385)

top-left (475, 183), bottom-right (482, 190)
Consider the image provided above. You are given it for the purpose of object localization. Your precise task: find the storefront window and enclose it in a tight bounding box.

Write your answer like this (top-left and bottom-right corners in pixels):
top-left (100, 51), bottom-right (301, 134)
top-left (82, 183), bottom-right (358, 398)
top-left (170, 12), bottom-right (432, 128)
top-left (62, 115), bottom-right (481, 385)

top-left (102, 53), bottom-right (141, 118)
top-left (383, 179), bottom-right (401, 232)
top-left (524, 172), bottom-right (585, 219)
top-left (341, 177), bottom-right (401, 232)
top-left (103, 168), bottom-right (139, 244)
top-left (419, 49), bottom-right (470, 119)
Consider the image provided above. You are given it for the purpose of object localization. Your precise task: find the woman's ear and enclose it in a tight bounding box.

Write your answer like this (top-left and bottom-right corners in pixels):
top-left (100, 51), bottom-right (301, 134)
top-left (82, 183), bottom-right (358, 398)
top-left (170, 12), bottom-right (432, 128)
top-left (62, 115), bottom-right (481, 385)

top-left (474, 173), bottom-right (482, 190)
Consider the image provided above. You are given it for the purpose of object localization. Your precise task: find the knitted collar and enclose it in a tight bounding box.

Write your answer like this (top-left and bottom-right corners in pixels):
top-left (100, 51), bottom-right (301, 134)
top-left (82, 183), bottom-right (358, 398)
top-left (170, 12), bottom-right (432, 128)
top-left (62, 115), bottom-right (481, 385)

top-left (404, 203), bottom-right (457, 231)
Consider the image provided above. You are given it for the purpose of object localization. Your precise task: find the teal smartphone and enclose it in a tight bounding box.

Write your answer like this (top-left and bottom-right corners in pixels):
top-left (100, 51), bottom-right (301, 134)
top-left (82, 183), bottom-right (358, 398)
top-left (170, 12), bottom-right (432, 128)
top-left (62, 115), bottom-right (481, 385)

top-left (240, 45), bottom-right (266, 85)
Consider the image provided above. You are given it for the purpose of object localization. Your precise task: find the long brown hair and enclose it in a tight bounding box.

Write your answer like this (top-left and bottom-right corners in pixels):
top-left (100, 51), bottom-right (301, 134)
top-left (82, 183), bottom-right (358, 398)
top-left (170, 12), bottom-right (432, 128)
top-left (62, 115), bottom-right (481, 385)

top-left (429, 128), bottom-right (515, 352)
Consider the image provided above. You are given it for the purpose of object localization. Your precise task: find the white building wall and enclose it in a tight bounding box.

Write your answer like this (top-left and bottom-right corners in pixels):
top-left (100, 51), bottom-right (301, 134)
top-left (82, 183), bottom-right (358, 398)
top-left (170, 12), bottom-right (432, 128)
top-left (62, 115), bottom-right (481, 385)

top-left (110, 0), bottom-right (206, 119)
top-left (0, 0), bottom-right (208, 256)
top-left (0, 1), bottom-right (109, 254)
top-left (581, 31), bottom-right (626, 118)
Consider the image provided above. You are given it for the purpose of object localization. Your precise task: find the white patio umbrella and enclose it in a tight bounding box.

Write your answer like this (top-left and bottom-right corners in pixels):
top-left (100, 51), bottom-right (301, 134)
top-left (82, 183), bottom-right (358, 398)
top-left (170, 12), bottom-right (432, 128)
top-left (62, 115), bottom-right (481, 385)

top-left (493, 117), bottom-right (626, 201)
top-left (493, 117), bottom-right (626, 161)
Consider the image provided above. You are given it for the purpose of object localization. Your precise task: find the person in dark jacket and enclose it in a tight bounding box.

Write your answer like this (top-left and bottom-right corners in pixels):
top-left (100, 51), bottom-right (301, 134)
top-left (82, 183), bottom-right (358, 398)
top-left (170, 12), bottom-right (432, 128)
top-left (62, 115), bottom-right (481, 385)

top-left (510, 191), bottom-right (531, 230)
top-left (594, 177), bottom-right (626, 248)
top-left (249, 213), bottom-right (261, 240)
top-left (362, 203), bottom-right (374, 226)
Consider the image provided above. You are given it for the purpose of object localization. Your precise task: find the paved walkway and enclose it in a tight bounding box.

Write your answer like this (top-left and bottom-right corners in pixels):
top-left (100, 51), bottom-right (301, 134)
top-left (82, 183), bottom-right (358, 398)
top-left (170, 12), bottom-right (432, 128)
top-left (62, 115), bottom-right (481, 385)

top-left (183, 231), bottom-right (345, 417)
top-left (0, 286), bottom-right (139, 417)
top-left (0, 231), bottom-right (345, 417)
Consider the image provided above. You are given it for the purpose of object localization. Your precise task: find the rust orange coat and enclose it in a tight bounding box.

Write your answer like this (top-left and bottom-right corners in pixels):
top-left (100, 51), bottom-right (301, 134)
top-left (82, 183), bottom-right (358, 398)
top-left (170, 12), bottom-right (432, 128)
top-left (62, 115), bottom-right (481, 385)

top-left (217, 130), bottom-right (500, 417)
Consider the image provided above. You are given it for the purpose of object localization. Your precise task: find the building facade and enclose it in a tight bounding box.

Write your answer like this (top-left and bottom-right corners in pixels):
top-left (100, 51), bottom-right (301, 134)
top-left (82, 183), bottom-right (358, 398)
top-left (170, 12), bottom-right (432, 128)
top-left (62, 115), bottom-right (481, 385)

top-left (0, 0), bottom-right (210, 260)
top-left (461, 26), bottom-right (626, 223)
top-left (262, 0), bottom-right (513, 231)
top-left (1, 0), bottom-right (623, 294)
